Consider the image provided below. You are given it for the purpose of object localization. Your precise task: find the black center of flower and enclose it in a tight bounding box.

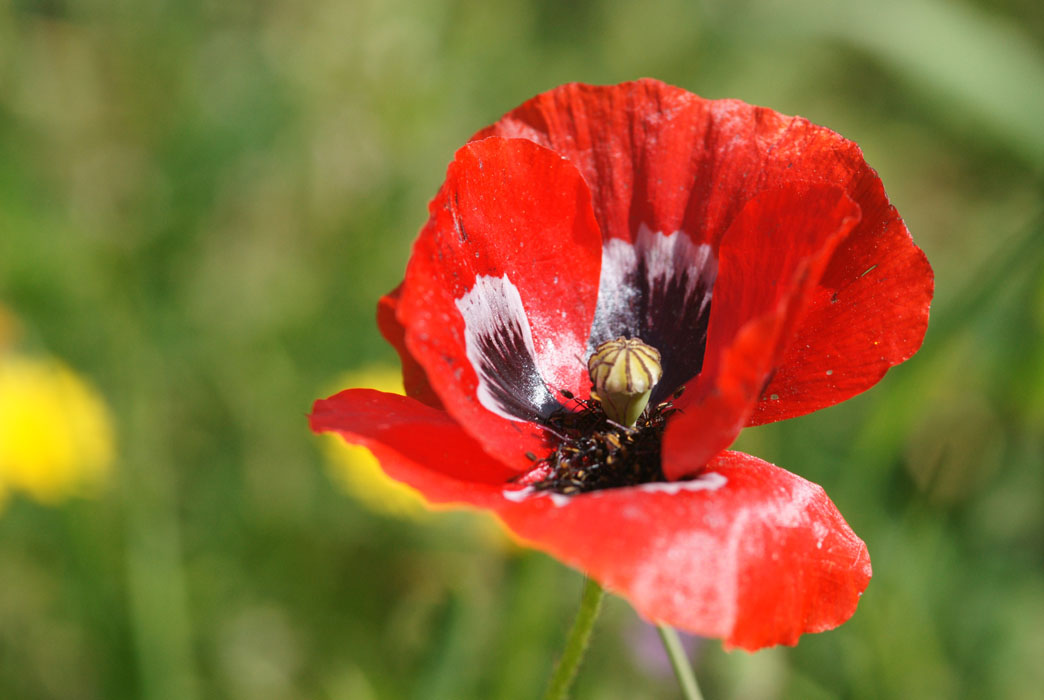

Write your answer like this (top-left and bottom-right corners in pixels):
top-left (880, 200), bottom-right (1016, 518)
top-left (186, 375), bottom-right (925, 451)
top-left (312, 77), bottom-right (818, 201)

top-left (524, 389), bottom-right (682, 494)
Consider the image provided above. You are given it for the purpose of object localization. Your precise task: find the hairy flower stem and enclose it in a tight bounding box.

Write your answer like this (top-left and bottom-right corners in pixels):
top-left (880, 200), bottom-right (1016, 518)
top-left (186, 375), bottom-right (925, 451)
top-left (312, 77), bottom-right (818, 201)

top-left (656, 624), bottom-right (704, 700)
top-left (543, 577), bottom-right (605, 700)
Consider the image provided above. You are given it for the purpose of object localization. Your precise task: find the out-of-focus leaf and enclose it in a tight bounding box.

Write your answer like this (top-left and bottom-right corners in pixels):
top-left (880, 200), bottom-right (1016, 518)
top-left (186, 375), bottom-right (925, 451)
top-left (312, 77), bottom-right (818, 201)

top-left (746, 0), bottom-right (1044, 165)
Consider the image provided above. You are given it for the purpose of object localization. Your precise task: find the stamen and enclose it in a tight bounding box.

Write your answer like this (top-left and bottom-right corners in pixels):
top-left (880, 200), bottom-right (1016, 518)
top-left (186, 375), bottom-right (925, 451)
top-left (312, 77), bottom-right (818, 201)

top-left (528, 395), bottom-right (680, 495)
top-left (520, 338), bottom-right (677, 495)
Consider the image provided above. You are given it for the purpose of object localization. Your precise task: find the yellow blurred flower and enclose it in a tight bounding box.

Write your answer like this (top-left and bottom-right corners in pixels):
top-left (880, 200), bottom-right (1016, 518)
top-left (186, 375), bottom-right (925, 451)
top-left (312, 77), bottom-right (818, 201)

top-left (321, 367), bottom-right (431, 519)
top-left (0, 354), bottom-right (115, 507)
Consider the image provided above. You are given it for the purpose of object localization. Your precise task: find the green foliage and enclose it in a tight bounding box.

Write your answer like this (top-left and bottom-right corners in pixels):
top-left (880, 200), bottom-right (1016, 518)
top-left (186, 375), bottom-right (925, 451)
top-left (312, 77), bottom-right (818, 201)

top-left (1, 0), bottom-right (1042, 697)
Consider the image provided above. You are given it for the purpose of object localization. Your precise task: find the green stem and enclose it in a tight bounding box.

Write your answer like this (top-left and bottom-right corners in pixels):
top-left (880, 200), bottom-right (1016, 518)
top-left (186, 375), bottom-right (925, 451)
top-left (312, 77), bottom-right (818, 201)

top-left (543, 577), bottom-right (605, 700)
top-left (657, 624), bottom-right (704, 700)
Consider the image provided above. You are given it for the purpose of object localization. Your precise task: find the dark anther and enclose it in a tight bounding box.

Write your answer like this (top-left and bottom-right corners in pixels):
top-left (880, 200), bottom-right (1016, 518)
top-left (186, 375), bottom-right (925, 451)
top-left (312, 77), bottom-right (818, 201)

top-left (529, 398), bottom-right (679, 495)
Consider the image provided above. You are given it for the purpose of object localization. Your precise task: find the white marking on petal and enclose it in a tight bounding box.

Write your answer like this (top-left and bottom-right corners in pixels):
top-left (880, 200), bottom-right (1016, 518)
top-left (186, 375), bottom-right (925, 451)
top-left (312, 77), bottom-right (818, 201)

top-left (502, 486), bottom-right (573, 508)
top-left (591, 237), bottom-right (640, 341)
top-left (590, 225), bottom-right (716, 348)
top-left (532, 331), bottom-right (586, 398)
top-left (501, 472), bottom-right (727, 508)
top-left (813, 520), bottom-right (829, 550)
top-left (455, 274), bottom-right (556, 422)
top-left (636, 223), bottom-right (716, 307)
top-left (635, 471), bottom-right (727, 495)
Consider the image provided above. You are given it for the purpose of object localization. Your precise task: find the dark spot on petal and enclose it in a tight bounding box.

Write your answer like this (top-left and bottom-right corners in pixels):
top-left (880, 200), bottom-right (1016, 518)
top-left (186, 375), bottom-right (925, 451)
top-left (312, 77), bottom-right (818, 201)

top-left (471, 309), bottom-right (561, 422)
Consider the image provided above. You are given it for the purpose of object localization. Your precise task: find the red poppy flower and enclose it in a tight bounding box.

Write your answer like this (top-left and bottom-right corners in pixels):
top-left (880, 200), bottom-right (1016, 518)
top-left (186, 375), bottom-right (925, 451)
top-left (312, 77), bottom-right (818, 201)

top-left (311, 79), bottom-right (933, 651)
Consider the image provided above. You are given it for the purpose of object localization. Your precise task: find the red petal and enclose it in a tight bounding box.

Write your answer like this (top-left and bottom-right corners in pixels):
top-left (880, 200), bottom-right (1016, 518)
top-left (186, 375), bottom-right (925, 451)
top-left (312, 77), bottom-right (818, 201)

top-left (749, 195), bottom-right (933, 424)
top-left (376, 284), bottom-right (443, 409)
top-left (309, 389), bottom-right (514, 504)
top-left (493, 451), bottom-right (871, 651)
top-left (474, 79), bottom-right (799, 247)
top-left (662, 312), bottom-right (787, 480)
top-left (478, 79), bottom-right (932, 421)
top-left (662, 185), bottom-right (860, 479)
top-left (312, 395), bottom-right (870, 650)
top-left (700, 185), bottom-right (861, 379)
top-left (732, 118), bottom-right (932, 423)
top-left (398, 137), bottom-right (603, 467)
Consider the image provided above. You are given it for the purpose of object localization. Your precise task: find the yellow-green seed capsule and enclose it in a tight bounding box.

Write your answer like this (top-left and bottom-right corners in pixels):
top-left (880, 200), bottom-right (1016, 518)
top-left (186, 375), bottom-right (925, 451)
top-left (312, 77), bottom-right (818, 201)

top-left (587, 337), bottom-right (663, 427)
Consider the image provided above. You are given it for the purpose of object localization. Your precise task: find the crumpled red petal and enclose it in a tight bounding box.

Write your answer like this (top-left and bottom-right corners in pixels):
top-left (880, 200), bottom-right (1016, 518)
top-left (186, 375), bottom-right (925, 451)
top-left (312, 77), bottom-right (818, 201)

top-left (309, 391), bottom-right (872, 652)
top-left (495, 450), bottom-right (871, 651)
top-left (398, 137), bottom-right (604, 468)
top-left (749, 192), bottom-right (933, 425)
top-left (376, 284), bottom-right (442, 409)
top-left (662, 312), bottom-right (788, 481)
top-left (476, 78), bottom-right (932, 424)
top-left (309, 389), bottom-right (514, 503)
top-left (662, 185), bottom-right (860, 479)
top-left (473, 79), bottom-right (783, 248)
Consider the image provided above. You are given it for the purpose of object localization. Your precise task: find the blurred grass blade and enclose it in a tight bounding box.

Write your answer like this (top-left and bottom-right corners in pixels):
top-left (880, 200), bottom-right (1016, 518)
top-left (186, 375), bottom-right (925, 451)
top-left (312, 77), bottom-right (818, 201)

top-left (748, 0), bottom-right (1044, 165)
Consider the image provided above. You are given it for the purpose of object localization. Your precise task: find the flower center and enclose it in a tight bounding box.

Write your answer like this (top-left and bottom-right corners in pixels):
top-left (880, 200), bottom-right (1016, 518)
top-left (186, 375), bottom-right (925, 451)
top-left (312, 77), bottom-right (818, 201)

top-left (527, 337), bottom-right (679, 495)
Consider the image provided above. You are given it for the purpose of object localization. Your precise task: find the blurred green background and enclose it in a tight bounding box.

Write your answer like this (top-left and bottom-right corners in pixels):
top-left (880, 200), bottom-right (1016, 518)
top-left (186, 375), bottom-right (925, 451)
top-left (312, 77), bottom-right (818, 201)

top-left (1, 0), bottom-right (1042, 698)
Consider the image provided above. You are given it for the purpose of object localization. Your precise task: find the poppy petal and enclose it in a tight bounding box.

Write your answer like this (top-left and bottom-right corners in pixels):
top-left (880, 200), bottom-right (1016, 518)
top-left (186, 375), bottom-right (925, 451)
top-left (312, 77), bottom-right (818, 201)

top-left (474, 79), bottom-right (773, 247)
top-left (478, 80), bottom-right (931, 416)
top-left (699, 184), bottom-right (862, 384)
top-left (730, 113), bottom-right (932, 423)
top-left (313, 401), bottom-right (872, 650)
top-left (749, 198), bottom-right (933, 424)
top-left (309, 389), bottom-right (515, 502)
top-left (662, 185), bottom-right (861, 479)
top-left (662, 311), bottom-right (787, 480)
top-left (376, 285), bottom-right (442, 409)
top-left (398, 137), bottom-right (603, 467)
top-left (493, 450), bottom-right (871, 651)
